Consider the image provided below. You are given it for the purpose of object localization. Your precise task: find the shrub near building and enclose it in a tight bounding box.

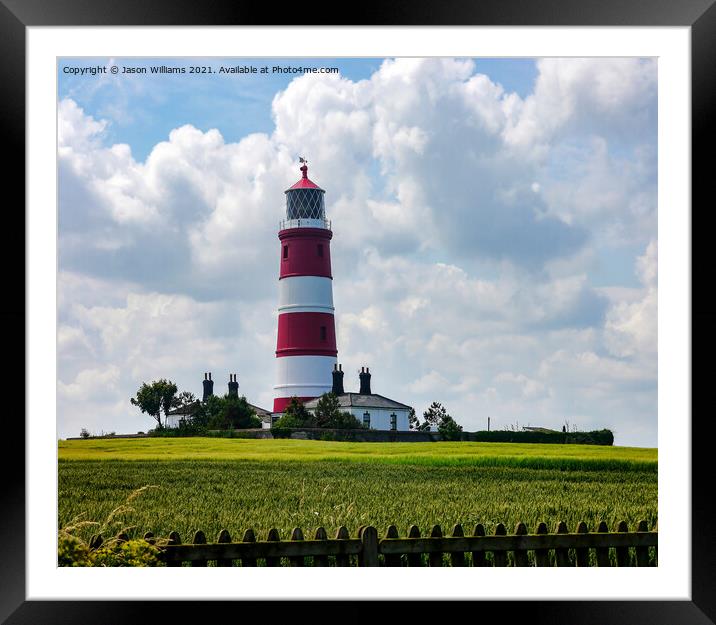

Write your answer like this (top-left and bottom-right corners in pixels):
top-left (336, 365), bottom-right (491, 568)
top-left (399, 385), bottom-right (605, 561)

top-left (272, 394), bottom-right (363, 437)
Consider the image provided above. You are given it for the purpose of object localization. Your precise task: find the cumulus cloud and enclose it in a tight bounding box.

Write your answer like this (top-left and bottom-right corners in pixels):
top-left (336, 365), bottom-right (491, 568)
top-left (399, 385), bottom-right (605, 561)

top-left (604, 240), bottom-right (657, 359)
top-left (57, 57), bottom-right (658, 445)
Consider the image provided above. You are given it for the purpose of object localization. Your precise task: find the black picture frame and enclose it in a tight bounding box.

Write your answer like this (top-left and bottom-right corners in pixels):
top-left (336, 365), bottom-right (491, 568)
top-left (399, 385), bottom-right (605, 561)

top-left (3, 0), bottom-right (713, 622)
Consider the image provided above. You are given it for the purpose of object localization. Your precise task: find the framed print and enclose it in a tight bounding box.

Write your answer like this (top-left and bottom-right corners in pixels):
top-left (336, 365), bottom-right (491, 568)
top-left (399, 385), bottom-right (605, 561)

top-left (5, 0), bottom-right (714, 622)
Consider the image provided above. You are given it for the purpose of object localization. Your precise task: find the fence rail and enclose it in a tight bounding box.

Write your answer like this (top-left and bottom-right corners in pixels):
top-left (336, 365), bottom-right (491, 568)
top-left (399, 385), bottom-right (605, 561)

top-left (92, 520), bottom-right (657, 567)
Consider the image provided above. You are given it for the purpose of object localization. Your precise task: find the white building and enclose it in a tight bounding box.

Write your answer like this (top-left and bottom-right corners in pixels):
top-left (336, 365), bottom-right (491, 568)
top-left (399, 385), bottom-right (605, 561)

top-left (302, 366), bottom-right (412, 431)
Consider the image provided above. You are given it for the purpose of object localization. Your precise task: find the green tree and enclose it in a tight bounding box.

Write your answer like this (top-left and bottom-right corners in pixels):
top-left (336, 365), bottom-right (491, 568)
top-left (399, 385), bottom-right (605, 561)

top-left (437, 414), bottom-right (464, 441)
top-left (172, 391), bottom-right (197, 411)
top-left (314, 393), bottom-right (363, 429)
top-left (408, 407), bottom-right (420, 430)
top-left (222, 395), bottom-right (261, 429)
top-left (192, 394), bottom-right (222, 430)
top-left (421, 401), bottom-right (449, 431)
top-left (314, 393), bottom-right (341, 427)
top-left (273, 397), bottom-right (315, 429)
top-left (200, 394), bottom-right (261, 430)
top-left (130, 379), bottom-right (177, 429)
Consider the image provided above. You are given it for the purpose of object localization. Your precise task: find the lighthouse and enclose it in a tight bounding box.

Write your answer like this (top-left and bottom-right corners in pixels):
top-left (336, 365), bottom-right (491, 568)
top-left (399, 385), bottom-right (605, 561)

top-left (273, 160), bottom-right (337, 413)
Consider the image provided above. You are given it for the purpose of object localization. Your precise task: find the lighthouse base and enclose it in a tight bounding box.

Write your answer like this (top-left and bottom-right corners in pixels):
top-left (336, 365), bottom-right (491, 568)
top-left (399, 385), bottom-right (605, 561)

top-left (272, 396), bottom-right (317, 413)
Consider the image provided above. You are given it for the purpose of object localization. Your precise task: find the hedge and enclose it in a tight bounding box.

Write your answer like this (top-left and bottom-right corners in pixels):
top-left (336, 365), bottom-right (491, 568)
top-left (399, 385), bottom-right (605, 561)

top-left (461, 429), bottom-right (614, 445)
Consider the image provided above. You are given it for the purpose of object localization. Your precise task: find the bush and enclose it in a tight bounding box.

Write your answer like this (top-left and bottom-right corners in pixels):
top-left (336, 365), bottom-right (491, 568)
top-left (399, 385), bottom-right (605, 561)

top-left (313, 393), bottom-right (363, 429)
top-left (437, 415), bottom-right (463, 441)
top-left (79, 428), bottom-right (90, 439)
top-left (464, 429), bottom-right (614, 445)
top-left (58, 533), bottom-right (165, 567)
top-left (269, 426), bottom-right (291, 439)
top-left (272, 397), bottom-right (315, 430)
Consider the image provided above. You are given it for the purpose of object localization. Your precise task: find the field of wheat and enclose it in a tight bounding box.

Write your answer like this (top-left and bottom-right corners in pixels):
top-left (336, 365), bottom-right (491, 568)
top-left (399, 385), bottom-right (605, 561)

top-left (58, 438), bottom-right (657, 543)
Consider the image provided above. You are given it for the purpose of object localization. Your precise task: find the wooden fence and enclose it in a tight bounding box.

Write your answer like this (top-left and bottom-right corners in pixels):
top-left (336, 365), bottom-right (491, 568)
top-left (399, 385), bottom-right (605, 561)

top-left (91, 520), bottom-right (657, 567)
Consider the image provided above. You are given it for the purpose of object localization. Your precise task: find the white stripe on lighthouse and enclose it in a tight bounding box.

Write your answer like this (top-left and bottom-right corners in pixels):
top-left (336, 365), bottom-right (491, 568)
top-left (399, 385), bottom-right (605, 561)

top-left (273, 383), bottom-right (334, 397)
top-left (274, 354), bottom-right (336, 391)
top-left (278, 275), bottom-right (334, 313)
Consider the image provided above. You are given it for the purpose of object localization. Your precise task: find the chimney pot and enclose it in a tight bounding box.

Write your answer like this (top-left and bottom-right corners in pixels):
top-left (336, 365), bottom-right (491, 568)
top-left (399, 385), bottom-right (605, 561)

top-left (331, 363), bottom-right (345, 395)
top-left (359, 367), bottom-right (372, 395)
top-left (202, 372), bottom-right (214, 400)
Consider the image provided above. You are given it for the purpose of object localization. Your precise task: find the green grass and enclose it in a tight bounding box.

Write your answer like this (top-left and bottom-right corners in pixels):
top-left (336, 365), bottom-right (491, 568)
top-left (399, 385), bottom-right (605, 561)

top-left (58, 438), bottom-right (657, 544)
top-left (59, 438), bottom-right (657, 470)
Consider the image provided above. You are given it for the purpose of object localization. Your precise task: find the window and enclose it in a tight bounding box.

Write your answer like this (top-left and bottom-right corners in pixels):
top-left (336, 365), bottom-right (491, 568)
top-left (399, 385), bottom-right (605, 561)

top-left (390, 413), bottom-right (397, 431)
top-left (363, 412), bottom-right (370, 428)
top-left (317, 244), bottom-right (323, 257)
top-left (320, 326), bottom-right (327, 341)
top-left (283, 245), bottom-right (289, 259)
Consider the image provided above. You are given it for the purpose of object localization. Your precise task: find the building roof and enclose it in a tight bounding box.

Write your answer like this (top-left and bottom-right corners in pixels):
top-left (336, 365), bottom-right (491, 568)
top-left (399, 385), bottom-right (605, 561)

top-left (167, 401), bottom-right (201, 416)
top-left (250, 404), bottom-right (272, 417)
top-left (303, 393), bottom-right (412, 411)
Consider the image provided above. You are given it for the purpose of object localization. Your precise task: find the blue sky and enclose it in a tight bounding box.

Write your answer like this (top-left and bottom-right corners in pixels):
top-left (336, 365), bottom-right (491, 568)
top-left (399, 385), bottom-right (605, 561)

top-left (57, 57), bottom-right (657, 445)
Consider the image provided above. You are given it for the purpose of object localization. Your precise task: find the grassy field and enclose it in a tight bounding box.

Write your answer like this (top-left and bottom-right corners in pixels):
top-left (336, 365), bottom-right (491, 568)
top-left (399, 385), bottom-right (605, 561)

top-left (58, 438), bottom-right (658, 544)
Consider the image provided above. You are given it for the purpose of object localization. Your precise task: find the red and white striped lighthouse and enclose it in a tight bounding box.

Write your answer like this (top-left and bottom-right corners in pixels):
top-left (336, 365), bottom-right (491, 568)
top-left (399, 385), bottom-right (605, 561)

top-left (273, 160), bottom-right (337, 413)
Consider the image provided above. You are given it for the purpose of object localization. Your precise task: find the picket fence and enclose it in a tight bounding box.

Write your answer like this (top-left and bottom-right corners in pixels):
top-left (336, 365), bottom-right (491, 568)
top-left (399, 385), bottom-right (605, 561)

top-left (91, 520), bottom-right (658, 567)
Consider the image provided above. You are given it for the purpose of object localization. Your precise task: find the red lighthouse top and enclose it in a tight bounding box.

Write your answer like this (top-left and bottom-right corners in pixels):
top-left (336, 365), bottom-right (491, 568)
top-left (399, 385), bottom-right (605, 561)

top-left (286, 162), bottom-right (324, 192)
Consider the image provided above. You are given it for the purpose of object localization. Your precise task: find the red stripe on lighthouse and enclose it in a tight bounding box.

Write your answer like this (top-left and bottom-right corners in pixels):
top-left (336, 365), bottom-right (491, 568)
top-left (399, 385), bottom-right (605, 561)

top-left (276, 312), bottom-right (337, 357)
top-left (279, 228), bottom-right (333, 279)
top-left (273, 396), bottom-right (314, 413)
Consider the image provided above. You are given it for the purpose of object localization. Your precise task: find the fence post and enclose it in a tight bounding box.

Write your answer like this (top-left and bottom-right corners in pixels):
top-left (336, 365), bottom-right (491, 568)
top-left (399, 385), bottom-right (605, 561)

top-left (216, 529), bottom-right (232, 567)
top-left (384, 525), bottom-right (402, 567)
top-left (359, 526), bottom-right (379, 567)
top-left (407, 525), bottom-right (422, 567)
top-left (335, 526), bottom-right (350, 567)
top-left (615, 521), bottom-right (630, 567)
top-left (192, 530), bottom-right (207, 567)
top-left (554, 522), bottom-right (571, 567)
top-left (534, 522), bottom-right (549, 567)
top-left (314, 527), bottom-right (328, 567)
top-left (635, 520), bottom-right (650, 567)
top-left (289, 528), bottom-right (305, 567)
top-left (493, 523), bottom-right (507, 567)
top-left (242, 529), bottom-right (257, 567)
top-left (514, 523), bottom-right (529, 567)
top-left (429, 525), bottom-right (443, 567)
top-left (166, 531), bottom-right (181, 567)
top-left (450, 524), bottom-right (465, 567)
top-left (266, 528), bottom-right (281, 567)
top-left (471, 524), bottom-right (486, 567)
top-left (596, 521), bottom-right (610, 567)
top-left (575, 522), bottom-right (589, 567)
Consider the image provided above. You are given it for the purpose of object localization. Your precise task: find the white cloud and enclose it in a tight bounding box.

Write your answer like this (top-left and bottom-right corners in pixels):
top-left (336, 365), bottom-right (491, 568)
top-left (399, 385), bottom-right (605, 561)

top-left (604, 240), bottom-right (657, 359)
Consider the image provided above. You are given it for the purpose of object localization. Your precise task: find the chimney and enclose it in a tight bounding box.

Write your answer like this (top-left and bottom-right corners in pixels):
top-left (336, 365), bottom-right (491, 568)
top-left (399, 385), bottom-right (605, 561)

top-left (359, 366), bottom-right (372, 395)
top-left (228, 373), bottom-right (239, 398)
top-left (202, 372), bottom-right (214, 401)
top-left (332, 363), bottom-right (344, 395)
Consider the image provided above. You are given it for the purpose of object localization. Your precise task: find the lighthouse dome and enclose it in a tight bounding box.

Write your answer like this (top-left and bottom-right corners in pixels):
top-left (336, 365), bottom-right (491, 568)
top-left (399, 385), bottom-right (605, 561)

top-left (284, 164), bottom-right (326, 222)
